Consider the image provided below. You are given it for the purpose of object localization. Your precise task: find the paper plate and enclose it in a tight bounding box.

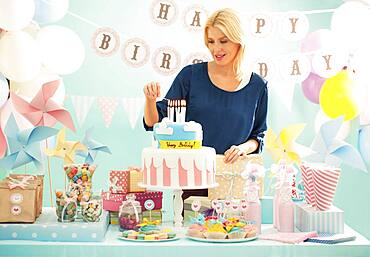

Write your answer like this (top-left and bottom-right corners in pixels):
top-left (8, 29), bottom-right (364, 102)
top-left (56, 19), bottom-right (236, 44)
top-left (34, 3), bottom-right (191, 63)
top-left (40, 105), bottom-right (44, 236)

top-left (186, 235), bottom-right (258, 243)
top-left (118, 236), bottom-right (180, 242)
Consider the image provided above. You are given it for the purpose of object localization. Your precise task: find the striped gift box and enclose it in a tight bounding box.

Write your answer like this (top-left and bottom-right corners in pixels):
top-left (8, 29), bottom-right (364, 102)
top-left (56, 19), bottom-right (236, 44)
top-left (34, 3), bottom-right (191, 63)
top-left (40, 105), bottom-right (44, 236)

top-left (295, 203), bottom-right (344, 234)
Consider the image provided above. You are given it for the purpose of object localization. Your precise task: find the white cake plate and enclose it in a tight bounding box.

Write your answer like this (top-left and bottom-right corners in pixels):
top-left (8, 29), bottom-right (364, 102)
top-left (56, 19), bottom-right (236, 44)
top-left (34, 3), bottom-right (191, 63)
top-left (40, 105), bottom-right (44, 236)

top-left (139, 183), bottom-right (219, 227)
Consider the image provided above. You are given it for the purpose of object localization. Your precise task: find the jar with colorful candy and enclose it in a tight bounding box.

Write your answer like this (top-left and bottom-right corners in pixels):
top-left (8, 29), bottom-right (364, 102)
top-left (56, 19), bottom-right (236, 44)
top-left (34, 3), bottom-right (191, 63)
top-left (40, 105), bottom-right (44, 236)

top-left (119, 194), bottom-right (142, 231)
top-left (81, 195), bottom-right (103, 222)
top-left (55, 190), bottom-right (77, 222)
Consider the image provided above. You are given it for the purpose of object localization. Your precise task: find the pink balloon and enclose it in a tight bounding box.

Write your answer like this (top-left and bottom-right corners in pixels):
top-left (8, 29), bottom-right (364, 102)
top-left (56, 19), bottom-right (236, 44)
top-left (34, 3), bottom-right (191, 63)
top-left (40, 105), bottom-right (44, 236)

top-left (301, 72), bottom-right (326, 104)
top-left (300, 29), bottom-right (334, 53)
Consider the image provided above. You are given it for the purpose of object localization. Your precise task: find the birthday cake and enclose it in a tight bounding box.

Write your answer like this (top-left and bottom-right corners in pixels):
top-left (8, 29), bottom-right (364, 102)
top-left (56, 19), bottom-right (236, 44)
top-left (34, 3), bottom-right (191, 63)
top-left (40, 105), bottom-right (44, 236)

top-left (141, 99), bottom-right (217, 189)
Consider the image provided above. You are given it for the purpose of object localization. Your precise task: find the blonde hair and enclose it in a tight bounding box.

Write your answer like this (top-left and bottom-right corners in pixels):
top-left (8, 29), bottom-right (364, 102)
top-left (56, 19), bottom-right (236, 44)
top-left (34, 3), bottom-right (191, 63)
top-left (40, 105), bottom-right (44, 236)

top-left (204, 8), bottom-right (245, 78)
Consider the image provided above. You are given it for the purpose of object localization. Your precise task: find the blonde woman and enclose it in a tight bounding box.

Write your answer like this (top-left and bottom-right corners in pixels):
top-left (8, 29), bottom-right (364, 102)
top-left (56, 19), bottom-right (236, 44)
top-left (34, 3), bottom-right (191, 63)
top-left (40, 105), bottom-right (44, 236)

top-left (143, 8), bottom-right (268, 199)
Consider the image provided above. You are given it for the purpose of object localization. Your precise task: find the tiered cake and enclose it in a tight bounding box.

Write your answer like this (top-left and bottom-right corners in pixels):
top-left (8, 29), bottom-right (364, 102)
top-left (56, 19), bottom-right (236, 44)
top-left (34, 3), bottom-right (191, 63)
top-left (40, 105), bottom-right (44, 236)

top-left (141, 118), bottom-right (217, 189)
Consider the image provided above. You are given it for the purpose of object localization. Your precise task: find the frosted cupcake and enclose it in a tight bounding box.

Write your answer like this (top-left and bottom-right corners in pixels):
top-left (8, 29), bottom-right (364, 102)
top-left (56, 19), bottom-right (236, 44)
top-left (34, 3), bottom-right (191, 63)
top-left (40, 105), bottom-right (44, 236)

top-left (187, 224), bottom-right (206, 238)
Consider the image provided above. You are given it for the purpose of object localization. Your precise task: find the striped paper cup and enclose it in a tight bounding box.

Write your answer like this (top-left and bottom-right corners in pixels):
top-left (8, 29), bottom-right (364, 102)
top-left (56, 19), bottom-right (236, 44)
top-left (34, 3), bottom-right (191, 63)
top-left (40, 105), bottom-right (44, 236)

top-left (299, 163), bottom-right (314, 205)
top-left (312, 164), bottom-right (341, 211)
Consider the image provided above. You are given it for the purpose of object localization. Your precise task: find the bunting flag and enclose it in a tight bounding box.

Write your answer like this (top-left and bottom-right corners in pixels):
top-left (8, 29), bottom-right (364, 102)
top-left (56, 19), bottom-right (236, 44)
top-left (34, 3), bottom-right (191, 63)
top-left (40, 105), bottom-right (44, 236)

top-left (97, 96), bottom-right (118, 128)
top-left (70, 95), bottom-right (96, 128)
top-left (122, 97), bottom-right (145, 129)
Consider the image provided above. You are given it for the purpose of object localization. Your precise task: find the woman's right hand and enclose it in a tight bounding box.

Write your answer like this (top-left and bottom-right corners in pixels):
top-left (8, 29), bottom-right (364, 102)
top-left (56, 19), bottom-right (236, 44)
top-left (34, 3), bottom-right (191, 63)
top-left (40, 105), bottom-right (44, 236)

top-left (143, 82), bottom-right (161, 102)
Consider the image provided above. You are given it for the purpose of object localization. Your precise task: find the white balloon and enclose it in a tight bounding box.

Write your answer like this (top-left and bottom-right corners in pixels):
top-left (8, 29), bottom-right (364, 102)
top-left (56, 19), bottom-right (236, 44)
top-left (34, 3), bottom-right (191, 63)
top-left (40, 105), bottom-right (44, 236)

top-left (10, 69), bottom-right (65, 106)
top-left (37, 25), bottom-right (85, 75)
top-left (0, 73), bottom-right (9, 109)
top-left (311, 48), bottom-right (348, 78)
top-left (23, 21), bottom-right (41, 39)
top-left (34, 0), bottom-right (69, 24)
top-left (0, 0), bottom-right (35, 31)
top-left (331, 1), bottom-right (370, 52)
top-left (315, 110), bottom-right (352, 140)
top-left (0, 31), bottom-right (42, 82)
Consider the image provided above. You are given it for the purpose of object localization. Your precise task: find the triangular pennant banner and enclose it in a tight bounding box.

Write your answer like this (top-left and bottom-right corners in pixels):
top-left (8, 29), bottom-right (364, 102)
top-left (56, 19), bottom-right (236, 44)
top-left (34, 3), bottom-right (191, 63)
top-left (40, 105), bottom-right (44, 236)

top-left (122, 97), bottom-right (145, 129)
top-left (97, 97), bottom-right (118, 128)
top-left (70, 95), bottom-right (96, 128)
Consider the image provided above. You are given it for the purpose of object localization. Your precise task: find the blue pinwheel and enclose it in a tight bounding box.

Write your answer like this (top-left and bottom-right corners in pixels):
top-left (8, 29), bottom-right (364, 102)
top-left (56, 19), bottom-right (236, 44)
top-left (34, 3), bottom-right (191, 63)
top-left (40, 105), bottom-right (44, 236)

top-left (77, 127), bottom-right (111, 164)
top-left (305, 116), bottom-right (367, 172)
top-left (0, 115), bottom-right (58, 170)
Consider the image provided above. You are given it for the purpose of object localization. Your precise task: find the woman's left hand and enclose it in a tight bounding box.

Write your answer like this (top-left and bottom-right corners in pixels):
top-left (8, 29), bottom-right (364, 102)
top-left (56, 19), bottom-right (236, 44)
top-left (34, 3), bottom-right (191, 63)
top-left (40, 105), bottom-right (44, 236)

top-left (223, 145), bottom-right (245, 164)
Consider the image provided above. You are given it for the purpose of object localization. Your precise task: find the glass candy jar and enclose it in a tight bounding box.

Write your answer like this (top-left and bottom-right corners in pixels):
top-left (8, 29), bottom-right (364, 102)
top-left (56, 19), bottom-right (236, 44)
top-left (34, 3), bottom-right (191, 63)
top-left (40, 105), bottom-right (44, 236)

top-left (55, 190), bottom-right (77, 222)
top-left (81, 195), bottom-right (103, 222)
top-left (119, 194), bottom-right (142, 231)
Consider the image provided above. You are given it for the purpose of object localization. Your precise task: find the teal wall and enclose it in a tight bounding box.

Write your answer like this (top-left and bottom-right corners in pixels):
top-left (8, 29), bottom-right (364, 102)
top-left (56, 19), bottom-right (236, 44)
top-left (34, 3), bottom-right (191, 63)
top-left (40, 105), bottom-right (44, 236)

top-left (8, 0), bottom-right (370, 239)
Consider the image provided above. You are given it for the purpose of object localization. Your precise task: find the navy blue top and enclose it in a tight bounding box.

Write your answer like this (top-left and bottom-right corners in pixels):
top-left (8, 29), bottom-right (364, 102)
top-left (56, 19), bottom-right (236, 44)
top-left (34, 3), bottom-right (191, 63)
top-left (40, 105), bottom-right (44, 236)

top-left (144, 62), bottom-right (268, 154)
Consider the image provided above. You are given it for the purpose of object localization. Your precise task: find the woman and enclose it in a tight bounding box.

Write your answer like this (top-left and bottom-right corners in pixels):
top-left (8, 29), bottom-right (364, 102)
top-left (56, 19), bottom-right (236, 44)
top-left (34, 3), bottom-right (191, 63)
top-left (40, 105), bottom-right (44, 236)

top-left (143, 8), bottom-right (268, 200)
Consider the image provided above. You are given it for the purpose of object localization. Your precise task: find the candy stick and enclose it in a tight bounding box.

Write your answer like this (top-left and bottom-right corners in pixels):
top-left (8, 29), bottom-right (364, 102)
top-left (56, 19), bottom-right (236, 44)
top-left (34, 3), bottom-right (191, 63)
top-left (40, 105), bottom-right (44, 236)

top-left (211, 199), bottom-right (218, 217)
top-left (144, 199), bottom-right (155, 222)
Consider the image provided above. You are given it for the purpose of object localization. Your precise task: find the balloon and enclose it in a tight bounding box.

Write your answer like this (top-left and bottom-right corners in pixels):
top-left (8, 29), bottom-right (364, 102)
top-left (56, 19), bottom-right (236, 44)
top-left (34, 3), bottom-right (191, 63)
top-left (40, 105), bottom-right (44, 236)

top-left (300, 29), bottom-right (335, 53)
top-left (0, 0), bottom-right (35, 31)
top-left (10, 69), bottom-right (65, 106)
top-left (319, 69), bottom-right (359, 121)
top-left (37, 25), bottom-right (85, 75)
top-left (0, 31), bottom-right (42, 82)
top-left (0, 73), bottom-right (9, 109)
top-left (34, 0), bottom-right (69, 24)
top-left (314, 110), bottom-right (351, 140)
top-left (301, 72), bottom-right (325, 104)
top-left (358, 125), bottom-right (370, 166)
top-left (331, 1), bottom-right (370, 52)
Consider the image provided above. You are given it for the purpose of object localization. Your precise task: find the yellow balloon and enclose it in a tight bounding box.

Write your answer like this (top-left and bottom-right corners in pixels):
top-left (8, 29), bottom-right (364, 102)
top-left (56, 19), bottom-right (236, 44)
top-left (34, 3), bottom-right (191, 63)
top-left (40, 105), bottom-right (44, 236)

top-left (319, 69), bottom-right (359, 121)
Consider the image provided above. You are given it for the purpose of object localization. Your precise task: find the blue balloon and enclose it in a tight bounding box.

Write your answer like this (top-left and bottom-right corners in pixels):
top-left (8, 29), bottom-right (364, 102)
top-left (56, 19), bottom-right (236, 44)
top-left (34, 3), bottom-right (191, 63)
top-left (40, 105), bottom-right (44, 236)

top-left (33, 0), bottom-right (69, 24)
top-left (358, 125), bottom-right (370, 166)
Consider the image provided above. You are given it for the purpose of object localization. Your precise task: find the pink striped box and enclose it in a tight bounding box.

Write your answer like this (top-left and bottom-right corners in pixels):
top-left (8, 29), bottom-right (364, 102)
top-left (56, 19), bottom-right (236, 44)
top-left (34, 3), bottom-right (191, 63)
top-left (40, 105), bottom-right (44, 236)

top-left (102, 191), bottom-right (163, 212)
top-left (295, 203), bottom-right (344, 234)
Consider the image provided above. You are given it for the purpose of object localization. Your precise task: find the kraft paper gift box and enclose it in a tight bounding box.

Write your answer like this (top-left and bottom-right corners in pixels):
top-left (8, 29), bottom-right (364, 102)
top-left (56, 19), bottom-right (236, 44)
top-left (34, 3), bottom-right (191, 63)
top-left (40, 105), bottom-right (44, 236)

top-left (109, 170), bottom-right (130, 194)
top-left (0, 179), bottom-right (38, 223)
top-left (0, 208), bottom-right (109, 242)
top-left (128, 167), bottom-right (145, 193)
top-left (102, 191), bottom-right (163, 212)
top-left (208, 154), bottom-right (264, 200)
top-left (184, 196), bottom-right (211, 223)
top-left (295, 202), bottom-right (344, 234)
top-left (8, 174), bottom-right (44, 217)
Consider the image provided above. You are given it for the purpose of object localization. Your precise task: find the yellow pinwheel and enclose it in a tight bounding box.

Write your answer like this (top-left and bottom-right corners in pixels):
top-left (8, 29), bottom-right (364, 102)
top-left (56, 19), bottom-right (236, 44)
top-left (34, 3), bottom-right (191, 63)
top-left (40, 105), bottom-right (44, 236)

top-left (265, 124), bottom-right (307, 164)
top-left (45, 128), bottom-right (86, 164)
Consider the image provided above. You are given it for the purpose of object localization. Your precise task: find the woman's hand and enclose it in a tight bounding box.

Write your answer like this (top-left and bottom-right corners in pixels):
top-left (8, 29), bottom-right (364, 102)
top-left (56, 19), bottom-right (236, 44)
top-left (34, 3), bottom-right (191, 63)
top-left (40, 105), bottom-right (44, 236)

top-left (223, 145), bottom-right (245, 164)
top-left (143, 82), bottom-right (161, 102)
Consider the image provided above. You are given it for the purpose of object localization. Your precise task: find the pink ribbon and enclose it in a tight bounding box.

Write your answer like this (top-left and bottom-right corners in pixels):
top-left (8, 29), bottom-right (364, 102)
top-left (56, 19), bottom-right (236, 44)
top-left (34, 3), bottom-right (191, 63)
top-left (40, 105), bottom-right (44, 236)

top-left (8, 176), bottom-right (33, 190)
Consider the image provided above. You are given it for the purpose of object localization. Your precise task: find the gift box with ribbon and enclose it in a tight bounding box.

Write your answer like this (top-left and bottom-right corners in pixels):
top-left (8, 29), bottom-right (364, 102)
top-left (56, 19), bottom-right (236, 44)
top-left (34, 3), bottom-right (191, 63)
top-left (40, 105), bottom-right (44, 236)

top-left (7, 174), bottom-right (44, 217)
top-left (208, 154), bottom-right (264, 200)
top-left (0, 177), bottom-right (38, 223)
top-left (102, 191), bottom-right (163, 212)
top-left (109, 170), bottom-right (130, 194)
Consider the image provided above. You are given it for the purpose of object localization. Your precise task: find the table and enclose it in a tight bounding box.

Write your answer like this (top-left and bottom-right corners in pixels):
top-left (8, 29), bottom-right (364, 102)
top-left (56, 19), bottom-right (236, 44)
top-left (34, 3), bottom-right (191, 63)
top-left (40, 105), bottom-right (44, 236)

top-left (1, 224), bottom-right (369, 257)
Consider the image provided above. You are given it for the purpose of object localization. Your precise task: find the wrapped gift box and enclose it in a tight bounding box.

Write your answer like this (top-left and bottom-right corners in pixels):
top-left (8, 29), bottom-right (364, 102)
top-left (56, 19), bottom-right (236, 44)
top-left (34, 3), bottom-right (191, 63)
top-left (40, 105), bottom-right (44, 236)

top-left (8, 174), bottom-right (44, 217)
top-left (128, 167), bottom-right (145, 192)
top-left (109, 170), bottom-right (130, 194)
top-left (295, 203), bottom-right (344, 234)
top-left (208, 154), bottom-right (264, 200)
top-left (0, 207), bottom-right (109, 241)
top-left (102, 191), bottom-right (163, 212)
top-left (142, 210), bottom-right (162, 223)
top-left (0, 179), bottom-right (38, 223)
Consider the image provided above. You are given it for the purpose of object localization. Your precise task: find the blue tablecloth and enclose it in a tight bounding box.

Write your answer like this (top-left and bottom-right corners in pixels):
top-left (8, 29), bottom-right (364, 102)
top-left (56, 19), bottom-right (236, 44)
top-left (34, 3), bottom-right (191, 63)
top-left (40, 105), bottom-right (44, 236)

top-left (1, 223), bottom-right (369, 257)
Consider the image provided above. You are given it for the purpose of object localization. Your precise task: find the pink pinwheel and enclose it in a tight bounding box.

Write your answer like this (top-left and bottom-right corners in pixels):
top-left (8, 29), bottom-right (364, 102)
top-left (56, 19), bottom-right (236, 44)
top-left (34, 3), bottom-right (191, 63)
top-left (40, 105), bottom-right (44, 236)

top-left (10, 80), bottom-right (75, 131)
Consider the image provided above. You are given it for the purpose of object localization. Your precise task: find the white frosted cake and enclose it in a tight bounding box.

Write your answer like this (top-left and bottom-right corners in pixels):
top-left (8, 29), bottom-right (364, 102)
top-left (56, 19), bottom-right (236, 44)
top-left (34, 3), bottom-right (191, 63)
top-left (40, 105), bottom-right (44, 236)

top-left (141, 118), bottom-right (217, 189)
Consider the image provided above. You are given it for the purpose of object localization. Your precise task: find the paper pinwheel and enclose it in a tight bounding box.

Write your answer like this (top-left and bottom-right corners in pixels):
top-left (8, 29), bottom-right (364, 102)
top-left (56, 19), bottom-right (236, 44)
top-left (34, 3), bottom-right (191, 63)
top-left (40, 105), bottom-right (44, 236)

top-left (265, 123), bottom-right (311, 164)
top-left (11, 80), bottom-right (75, 131)
top-left (0, 115), bottom-right (58, 170)
top-left (305, 116), bottom-right (367, 172)
top-left (45, 128), bottom-right (86, 164)
top-left (77, 127), bottom-right (111, 164)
